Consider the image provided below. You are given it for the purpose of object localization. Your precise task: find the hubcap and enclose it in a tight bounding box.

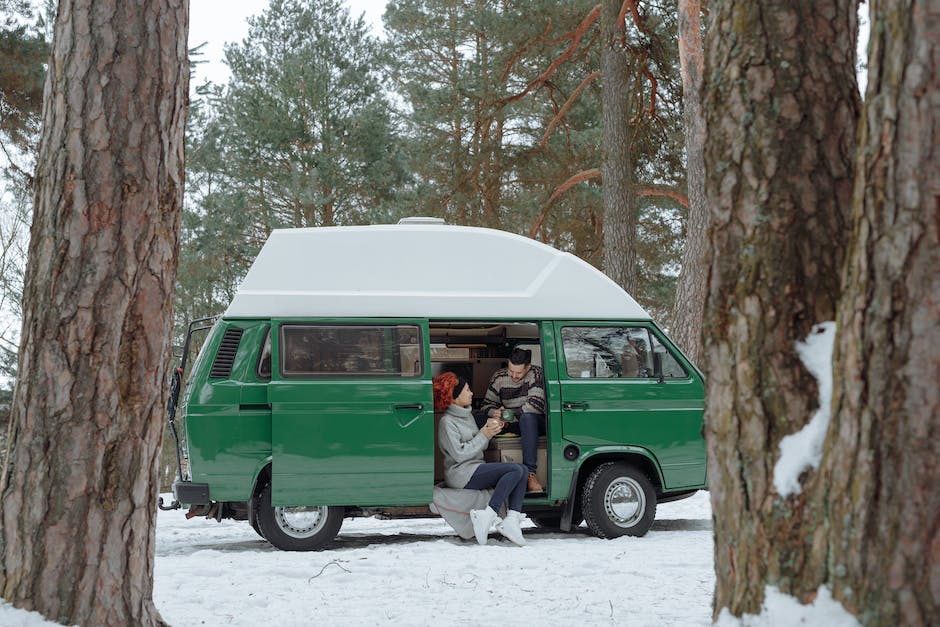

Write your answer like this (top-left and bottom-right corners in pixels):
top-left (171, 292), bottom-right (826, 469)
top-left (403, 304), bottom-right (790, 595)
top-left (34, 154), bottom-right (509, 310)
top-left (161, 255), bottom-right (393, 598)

top-left (274, 506), bottom-right (329, 538)
top-left (604, 476), bottom-right (645, 528)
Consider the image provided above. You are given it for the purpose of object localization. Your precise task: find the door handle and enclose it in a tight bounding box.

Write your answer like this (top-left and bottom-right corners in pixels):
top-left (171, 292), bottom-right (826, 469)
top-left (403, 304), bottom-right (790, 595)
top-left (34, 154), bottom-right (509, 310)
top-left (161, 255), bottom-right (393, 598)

top-left (394, 403), bottom-right (424, 411)
top-left (563, 402), bottom-right (589, 410)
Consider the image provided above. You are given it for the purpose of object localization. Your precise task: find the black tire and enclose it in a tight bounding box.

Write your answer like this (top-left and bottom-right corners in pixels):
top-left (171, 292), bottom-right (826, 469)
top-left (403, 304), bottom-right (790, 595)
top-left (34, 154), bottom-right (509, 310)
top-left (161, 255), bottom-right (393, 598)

top-left (581, 462), bottom-right (656, 538)
top-left (248, 498), bottom-right (266, 540)
top-left (255, 482), bottom-right (344, 551)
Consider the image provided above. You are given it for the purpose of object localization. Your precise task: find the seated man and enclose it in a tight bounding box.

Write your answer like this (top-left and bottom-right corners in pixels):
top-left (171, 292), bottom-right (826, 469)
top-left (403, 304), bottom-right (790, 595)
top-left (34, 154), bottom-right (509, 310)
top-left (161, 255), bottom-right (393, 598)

top-left (476, 348), bottom-right (546, 492)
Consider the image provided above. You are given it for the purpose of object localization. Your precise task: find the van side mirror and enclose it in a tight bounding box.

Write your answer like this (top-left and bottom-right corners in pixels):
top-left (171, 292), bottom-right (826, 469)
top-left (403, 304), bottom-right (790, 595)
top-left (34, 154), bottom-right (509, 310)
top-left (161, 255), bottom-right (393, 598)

top-left (653, 352), bottom-right (665, 384)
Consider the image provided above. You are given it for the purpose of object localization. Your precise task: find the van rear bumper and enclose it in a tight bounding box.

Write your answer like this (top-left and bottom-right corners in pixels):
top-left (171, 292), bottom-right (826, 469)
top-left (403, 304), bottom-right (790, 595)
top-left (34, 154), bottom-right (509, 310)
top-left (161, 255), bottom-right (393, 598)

top-left (173, 480), bottom-right (211, 505)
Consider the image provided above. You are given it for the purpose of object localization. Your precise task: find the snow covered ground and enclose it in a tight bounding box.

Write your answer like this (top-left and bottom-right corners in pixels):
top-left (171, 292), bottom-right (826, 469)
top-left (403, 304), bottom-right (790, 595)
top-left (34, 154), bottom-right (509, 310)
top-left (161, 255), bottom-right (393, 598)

top-left (152, 491), bottom-right (715, 626)
top-left (0, 488), bottom-right (861, 626)
top-left (1, 492), bottom-right (715, 626)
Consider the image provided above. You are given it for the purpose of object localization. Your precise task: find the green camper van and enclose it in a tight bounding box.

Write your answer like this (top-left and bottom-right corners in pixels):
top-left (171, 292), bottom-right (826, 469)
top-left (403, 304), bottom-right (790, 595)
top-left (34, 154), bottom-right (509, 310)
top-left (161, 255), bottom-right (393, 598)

top-left (168, 220), bottom-right (706, 550)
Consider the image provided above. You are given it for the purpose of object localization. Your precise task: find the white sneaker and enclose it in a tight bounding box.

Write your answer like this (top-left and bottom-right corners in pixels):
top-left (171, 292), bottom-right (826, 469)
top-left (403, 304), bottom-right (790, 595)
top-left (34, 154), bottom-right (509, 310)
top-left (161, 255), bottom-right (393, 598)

top-left (497, 510), bottom-right (527, 546)
top-left (469, 506), bottom-right (499, 545)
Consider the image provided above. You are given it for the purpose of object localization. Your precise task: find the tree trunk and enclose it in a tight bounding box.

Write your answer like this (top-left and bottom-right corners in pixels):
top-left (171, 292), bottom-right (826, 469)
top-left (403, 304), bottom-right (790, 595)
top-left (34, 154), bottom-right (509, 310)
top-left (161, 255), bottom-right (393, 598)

top-left (701, 0), bottom-right (858, 618)
top-left (600, 0), bottom-right (637, 295)
top-left (670, 0), bottom-right (707, 366)
top-left (822, 1), bottom-right (940, 623)
top-left (0, 1), bottom-right (188, 625)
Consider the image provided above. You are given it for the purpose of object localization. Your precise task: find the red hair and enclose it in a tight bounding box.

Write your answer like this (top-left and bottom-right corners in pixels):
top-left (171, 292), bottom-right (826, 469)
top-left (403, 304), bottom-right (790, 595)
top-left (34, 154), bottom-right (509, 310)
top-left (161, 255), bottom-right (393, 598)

top-left (432, 372), bottom-right (458, 411)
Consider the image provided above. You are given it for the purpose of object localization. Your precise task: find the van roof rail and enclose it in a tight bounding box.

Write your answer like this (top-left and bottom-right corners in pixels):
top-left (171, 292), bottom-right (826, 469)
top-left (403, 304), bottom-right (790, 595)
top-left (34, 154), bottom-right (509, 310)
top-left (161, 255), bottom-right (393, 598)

top-left (397, 216), bottom-right (445, 225)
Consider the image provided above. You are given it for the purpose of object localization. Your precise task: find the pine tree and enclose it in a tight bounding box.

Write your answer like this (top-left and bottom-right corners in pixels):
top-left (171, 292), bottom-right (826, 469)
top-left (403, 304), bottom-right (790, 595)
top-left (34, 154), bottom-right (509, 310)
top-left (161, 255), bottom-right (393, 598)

top-left (701, 0), bottom-right (860, 616)
top-left (822, 0), bottom-right (940, 621)
top-left (670, 0), bottom-right (707, 364)
top-left (0, 1), bottom-right (188, 624)
top-left (180, 0), bottom-right (406, 323)
top-left (0, 0), bottom-right (49, 183)
top-left (385, 0), bottom-right (686, 316)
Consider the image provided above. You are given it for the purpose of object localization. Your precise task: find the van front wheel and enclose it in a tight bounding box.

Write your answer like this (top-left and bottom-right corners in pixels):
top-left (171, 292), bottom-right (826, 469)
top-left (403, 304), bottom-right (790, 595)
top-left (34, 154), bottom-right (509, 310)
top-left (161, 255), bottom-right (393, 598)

top-left (255, 482), bottom-right (344, 551)
top-left (582, 462), bottom-right (656, 538)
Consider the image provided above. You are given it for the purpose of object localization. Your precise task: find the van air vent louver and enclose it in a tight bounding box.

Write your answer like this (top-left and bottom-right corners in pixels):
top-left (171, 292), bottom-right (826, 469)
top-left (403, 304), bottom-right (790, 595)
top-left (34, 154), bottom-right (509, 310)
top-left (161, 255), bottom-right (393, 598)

top-left (209, 328), bottom-right (243, 378)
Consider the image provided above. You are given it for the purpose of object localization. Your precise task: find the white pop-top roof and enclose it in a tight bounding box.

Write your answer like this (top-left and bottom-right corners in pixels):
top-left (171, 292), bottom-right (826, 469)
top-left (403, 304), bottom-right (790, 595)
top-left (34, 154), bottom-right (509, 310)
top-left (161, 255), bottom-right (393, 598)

top-left (224, 223), bottom-right (650, 320)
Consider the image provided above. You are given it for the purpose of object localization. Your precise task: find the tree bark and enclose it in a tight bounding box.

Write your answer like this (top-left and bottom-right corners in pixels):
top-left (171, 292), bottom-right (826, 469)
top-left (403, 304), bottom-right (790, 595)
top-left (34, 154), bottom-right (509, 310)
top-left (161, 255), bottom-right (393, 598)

top-left (701, 0), bottom-right (858, 618)
top-left (670, 0), bottom-right (707, 366)
top-left (0, 1), bottom-right (188, 625)
top-left (600, 0), bottom-right (637, 295)
top-left (822, 1), bottom-right (940, 623)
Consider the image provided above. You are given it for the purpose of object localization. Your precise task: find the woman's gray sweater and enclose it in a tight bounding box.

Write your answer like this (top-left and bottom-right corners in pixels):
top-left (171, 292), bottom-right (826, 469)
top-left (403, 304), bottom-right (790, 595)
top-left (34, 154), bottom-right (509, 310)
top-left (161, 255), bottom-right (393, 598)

top-left (438, 403), bottom-right (490, 489)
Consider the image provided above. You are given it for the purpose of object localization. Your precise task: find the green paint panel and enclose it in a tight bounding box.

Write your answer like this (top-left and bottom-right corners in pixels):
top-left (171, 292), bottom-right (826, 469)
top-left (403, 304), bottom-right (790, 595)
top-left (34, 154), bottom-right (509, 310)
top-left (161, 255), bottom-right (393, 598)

top-left (183, 321), bottom-right (273, 501)
top-left (553, 321), bottom-right (707, 489)
top-left (269, 378), bottom-right (434, 505)
top-left (269, 319), bottom-right (434, 506)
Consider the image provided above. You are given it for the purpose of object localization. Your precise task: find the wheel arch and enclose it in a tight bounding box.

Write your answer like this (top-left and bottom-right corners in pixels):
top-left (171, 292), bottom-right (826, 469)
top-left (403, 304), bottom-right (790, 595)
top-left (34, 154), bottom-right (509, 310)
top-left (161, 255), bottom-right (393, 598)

top-left (576, 448), bottom-right (664, 495)
top-left (247, 459), bottom-right (273, 527)
top-left (250, 458), bottom-right (274, 497)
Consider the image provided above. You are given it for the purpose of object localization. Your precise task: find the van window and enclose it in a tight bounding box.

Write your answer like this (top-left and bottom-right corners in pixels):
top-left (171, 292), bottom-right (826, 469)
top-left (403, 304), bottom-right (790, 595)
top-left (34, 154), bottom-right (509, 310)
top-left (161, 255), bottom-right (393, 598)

top-left (280, 324), bottom-right (423, 378)
top-left (650, 332), bottom-right (687, 378)
top-left (256, 328), bottom-right (272, 379)
top-left (561, 326), bottom-right (686, 379)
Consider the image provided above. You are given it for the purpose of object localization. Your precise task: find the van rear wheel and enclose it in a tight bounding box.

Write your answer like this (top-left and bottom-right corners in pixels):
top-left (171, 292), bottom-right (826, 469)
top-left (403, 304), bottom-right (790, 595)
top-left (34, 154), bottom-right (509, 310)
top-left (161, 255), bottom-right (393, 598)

top-left (582, 462), bottom-right (656, 538)
top-left (248, 501), bottom-right (266, 540)
top-left (255, 482), bottom-right (344, 551)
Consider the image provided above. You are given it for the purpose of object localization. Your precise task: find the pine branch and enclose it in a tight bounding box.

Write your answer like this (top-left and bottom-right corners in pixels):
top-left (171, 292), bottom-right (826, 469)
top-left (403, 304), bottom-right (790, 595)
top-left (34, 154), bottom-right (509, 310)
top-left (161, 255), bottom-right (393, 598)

top-left (499, 17), bottom-right (555, 83)
top-left (619, 2), bottom-right (659, 120)
top-left (497, 5), bottom-right (601, 110)
top-left (637, 184), bottom-right (688, 207)
top-left (307, 560), bottom-right (351, 581)
top-left (618, 0), bottom-right (646, 34)
top-left (529, 174), bottom-right (688, 238)
top-left (529, 168), bottom-right (601, 238)
top-left (540, 71), bottom-right (600, 148)
top-left (0, 139), bottom-right (33, 188)
top-left (645, 67), bottom-right (658, 115)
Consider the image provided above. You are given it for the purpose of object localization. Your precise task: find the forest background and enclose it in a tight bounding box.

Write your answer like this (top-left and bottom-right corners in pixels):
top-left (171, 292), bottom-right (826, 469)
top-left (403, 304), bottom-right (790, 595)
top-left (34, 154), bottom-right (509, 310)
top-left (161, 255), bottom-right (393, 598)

top-left (0, 0), bottom-right (727, 481)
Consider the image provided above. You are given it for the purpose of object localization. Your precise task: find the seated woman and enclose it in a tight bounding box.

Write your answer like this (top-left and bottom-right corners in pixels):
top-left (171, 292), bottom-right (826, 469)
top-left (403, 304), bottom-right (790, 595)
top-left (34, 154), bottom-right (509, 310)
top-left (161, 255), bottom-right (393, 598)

top-left (433, 371), bottom-right (529, 546)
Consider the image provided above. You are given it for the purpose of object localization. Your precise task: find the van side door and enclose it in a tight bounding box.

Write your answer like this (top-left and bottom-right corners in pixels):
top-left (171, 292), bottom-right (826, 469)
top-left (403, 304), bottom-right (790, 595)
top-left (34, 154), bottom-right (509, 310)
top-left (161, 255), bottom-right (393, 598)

top-left (554, 321), bottom-right (706, 490)
top-left (268, 319), bottom-right (433, 506)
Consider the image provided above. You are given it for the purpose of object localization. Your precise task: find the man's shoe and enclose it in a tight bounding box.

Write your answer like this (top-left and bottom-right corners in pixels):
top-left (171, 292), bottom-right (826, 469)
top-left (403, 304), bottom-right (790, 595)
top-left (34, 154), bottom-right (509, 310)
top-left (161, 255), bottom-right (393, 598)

top-left (469, 506), bottom-right (499, 545)
top-left (497, 510), bottom-right (527, 546)
top-left (527, 472), bottom-right (544, 493)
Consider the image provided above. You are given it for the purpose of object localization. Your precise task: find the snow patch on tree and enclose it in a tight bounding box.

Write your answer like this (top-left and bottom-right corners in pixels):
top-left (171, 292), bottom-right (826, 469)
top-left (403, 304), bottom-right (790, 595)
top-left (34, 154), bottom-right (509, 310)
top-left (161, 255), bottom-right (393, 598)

top-left (773, 321), bottom-right (836, 497)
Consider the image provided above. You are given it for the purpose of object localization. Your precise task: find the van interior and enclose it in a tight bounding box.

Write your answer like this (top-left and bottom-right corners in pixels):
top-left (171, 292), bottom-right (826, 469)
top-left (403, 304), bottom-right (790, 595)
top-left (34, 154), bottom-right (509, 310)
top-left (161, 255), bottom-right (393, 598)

top-left (428, 321), bottom-right (547, 490)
